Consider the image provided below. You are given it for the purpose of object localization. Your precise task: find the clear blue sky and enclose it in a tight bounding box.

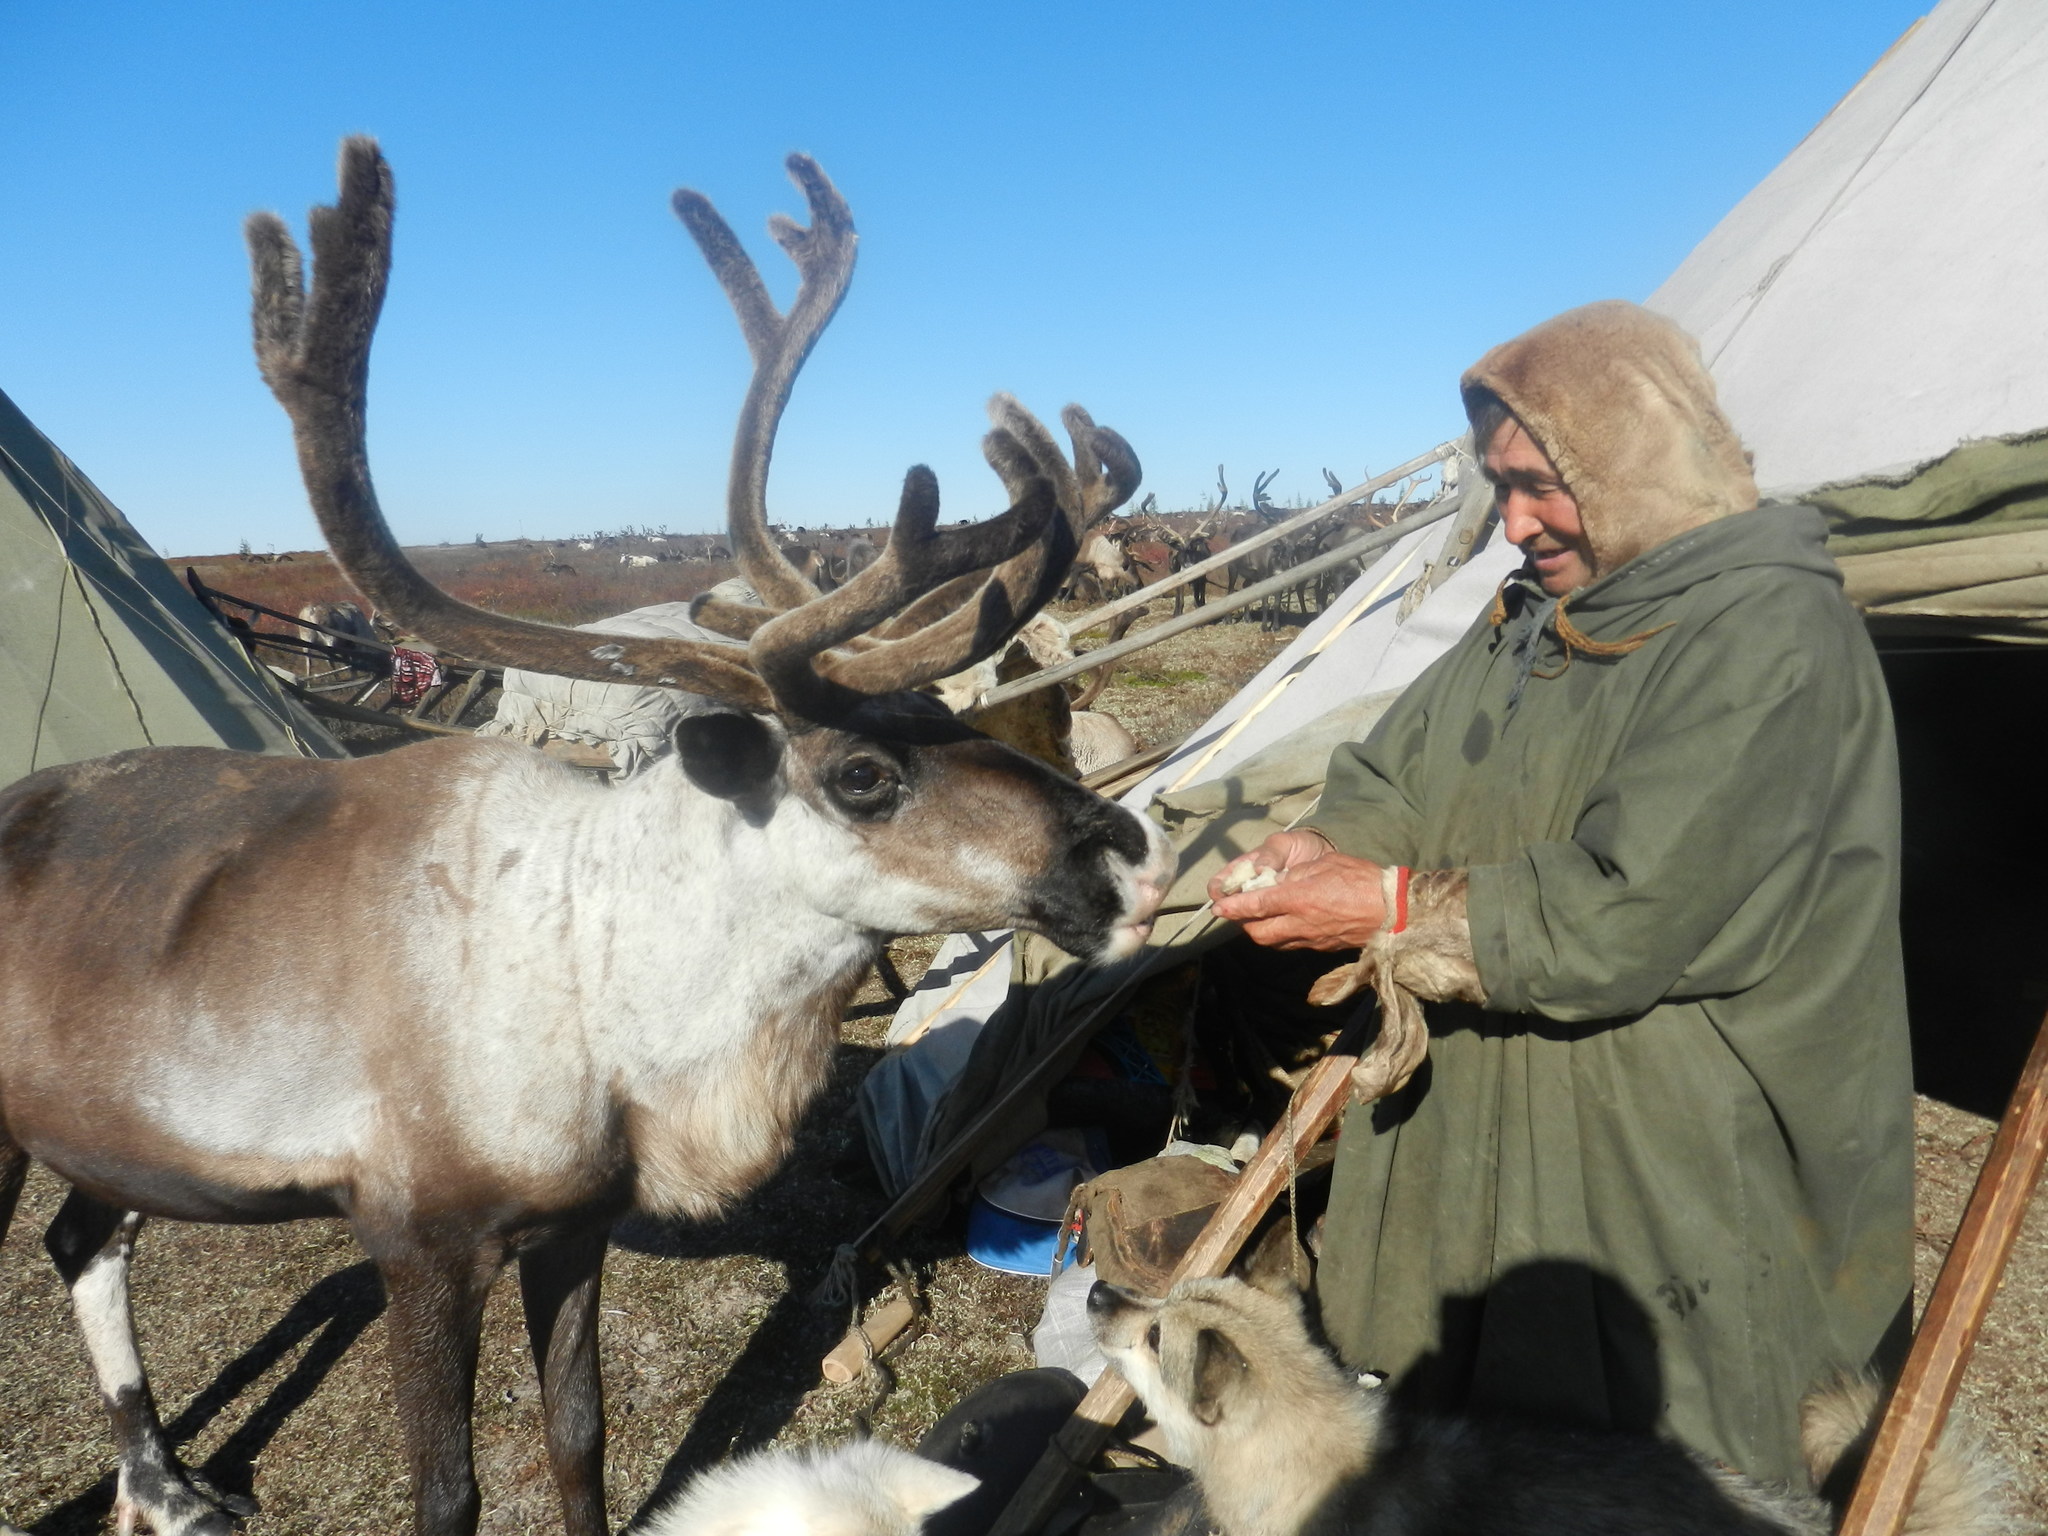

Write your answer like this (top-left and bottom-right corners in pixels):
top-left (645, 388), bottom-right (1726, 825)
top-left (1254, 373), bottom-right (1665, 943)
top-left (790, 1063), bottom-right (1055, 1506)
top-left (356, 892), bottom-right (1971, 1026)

top-left (2, 1), bottom-right (1925, 556)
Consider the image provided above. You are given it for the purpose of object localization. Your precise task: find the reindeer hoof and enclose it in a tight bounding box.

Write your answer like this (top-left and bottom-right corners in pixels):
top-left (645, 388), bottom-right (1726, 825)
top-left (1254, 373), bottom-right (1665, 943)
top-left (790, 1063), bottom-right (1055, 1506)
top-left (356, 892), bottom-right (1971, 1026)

top-left (116, 1462), bottom-right (254, 1535)
top-left (184, 1471), bottom-right (260, 1520)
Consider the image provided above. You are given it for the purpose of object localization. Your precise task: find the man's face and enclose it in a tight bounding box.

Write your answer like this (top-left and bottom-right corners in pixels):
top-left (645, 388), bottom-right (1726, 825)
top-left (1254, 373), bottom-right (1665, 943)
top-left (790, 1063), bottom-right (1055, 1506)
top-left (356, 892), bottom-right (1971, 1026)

top-left (1484, 418), bottom-right (1594, 595)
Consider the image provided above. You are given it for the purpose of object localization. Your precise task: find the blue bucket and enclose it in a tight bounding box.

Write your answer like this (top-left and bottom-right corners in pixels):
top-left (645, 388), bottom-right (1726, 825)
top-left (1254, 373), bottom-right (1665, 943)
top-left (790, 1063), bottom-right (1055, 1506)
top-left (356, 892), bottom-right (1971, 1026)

top-left (965, 1194), bottom-right (1064, 1277)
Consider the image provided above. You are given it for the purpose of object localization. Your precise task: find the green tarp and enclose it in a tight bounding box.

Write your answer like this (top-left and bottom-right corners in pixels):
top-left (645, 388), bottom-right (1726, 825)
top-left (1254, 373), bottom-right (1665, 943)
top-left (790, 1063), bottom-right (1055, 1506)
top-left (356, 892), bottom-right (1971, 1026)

top-left (1820, 429), bottom-right (2048, 640)
top-left (0, 384), bottom-right (342, 782)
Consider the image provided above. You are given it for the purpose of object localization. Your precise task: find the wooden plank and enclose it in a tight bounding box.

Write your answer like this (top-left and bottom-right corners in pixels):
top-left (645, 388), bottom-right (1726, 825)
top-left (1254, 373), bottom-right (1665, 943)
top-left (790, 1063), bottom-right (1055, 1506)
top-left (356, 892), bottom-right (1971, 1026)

top-left (987, 1037), bottom-right (1365, 1536)
top-left (1838, 1004), bottom-right (2048, 1536)
top-left (290, 689), bottom-right (472, 736)
top-left (1077, 740), bottom-right (1178, 793)
top-left (445, 666), bottom-right (493, 726)
top-left (408, 676), bottom-right (457, 720)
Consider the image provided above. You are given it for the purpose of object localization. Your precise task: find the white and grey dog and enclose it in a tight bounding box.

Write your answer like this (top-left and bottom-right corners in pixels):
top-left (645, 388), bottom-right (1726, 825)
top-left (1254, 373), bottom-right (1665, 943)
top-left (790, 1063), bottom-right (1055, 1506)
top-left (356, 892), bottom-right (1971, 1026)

top-left (1089, 1276), bottom-right (2013, 1536)
top-left (642, 1440), bottom-right (977, 1536)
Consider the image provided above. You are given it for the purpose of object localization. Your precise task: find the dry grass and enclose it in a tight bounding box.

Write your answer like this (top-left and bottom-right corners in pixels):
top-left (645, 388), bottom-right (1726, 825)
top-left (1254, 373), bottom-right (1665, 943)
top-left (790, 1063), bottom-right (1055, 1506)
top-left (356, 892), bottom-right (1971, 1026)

top-left (3, 595), bottom-right (2041, 1534)
top-left (1070, 603), bottom-right (1294, 752)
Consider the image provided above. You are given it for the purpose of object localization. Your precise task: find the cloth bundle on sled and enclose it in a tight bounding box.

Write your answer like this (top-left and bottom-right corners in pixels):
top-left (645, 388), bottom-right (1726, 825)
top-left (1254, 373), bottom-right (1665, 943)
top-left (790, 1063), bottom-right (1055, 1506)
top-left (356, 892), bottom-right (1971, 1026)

top-left (852, 0), bottom-right (2048, 1438)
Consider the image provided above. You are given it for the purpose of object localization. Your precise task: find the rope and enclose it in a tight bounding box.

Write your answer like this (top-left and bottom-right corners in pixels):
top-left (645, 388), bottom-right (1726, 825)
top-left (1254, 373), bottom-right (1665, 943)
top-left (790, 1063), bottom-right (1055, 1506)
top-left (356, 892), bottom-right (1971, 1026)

top-left (1283, 1091), bottom-right (1307, 1289)
top-left (812, 1243), bottom-right (861, 1309)
top-left (1533, 596), bottom-right (1674, 679)
top-left (1491, 584), bottom-right (1673, 681)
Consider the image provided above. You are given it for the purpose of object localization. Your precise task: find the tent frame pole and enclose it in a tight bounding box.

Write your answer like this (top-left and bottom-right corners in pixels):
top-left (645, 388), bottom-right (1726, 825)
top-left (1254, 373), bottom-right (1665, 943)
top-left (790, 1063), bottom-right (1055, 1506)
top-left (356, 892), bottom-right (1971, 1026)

top-left (978, 496), bottom-right (1463, 710)
top-left (1839, 1004), bottom-right (2048, 1536)
top-left (1066, 441), bottom-right (1461, 635)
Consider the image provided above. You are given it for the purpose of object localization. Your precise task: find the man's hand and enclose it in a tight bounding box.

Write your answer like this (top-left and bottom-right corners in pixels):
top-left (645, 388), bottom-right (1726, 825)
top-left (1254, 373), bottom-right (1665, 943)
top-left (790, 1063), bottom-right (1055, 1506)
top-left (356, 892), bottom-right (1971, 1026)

top-left (1207, 830), bottom-right (1336, 903)
top-left (1209, 831), bottom-right (1388, 951)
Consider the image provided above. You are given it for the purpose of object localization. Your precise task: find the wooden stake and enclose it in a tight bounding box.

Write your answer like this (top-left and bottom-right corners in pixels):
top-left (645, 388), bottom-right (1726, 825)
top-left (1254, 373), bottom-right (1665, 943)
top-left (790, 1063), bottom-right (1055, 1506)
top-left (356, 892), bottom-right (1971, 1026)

top-left (986, 1037), bottom-right (1365, 1536)
top-left (1838, 1004), bottom-right (2048, 1536)
top-left (820, 1295), bottom-right (919, 1384)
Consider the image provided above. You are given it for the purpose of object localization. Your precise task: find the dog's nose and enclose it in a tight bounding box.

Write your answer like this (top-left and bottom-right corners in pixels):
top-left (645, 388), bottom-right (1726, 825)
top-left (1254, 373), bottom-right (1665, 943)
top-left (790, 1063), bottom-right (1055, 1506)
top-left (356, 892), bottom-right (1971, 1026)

top-left (1086, 1280), bottom-right (1135, 1316)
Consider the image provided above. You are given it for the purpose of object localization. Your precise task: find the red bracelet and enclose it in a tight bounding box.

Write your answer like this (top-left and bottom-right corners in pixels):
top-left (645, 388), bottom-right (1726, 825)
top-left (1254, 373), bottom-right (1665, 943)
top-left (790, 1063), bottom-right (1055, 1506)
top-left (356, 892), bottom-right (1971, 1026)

top-left (1390, 866), bottom-right (1411, 935)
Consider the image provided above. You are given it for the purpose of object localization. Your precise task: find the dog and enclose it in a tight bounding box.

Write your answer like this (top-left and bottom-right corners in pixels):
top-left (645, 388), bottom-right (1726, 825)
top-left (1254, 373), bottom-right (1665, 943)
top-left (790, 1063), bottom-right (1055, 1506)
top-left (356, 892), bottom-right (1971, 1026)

top-left (1088, 1276), bottom-right (2012, 1536)
top-left (641, 1439), bottom-right (978, 1536)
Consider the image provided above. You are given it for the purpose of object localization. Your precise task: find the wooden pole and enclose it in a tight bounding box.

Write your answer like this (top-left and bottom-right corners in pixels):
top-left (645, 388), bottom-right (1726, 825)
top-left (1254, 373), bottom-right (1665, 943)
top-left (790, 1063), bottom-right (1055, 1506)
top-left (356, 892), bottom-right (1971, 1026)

top-left (445, 665), bottom-right (493, 727)
top-left (288, 687), bottom-right (472, 736)
top-left (978, 506), bottom-right (1459, 711)
top-left (987, 1037), bottom-right (1366, 1536)
top-left (1838, 1005), bottom-right (2048, 1536)
top-left (1066, 443), bottom-right (1460, 634)
top-left (1077, 740), bottom-right (1179, 793)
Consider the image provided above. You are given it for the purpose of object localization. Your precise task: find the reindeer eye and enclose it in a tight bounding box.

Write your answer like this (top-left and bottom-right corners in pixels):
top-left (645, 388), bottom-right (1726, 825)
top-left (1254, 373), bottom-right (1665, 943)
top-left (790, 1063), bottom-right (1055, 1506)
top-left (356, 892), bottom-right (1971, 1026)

top-left (829, 757), bottom-right (900, 816)
top-left (1146, 1321), bottom-right (1161, 1352)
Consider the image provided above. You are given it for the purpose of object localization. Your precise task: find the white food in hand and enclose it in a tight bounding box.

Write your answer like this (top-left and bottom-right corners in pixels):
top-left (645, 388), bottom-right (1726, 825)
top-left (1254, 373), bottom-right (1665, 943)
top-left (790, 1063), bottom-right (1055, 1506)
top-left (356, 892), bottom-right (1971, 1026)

top-left (1218, 863), bottom-right (1282, 896)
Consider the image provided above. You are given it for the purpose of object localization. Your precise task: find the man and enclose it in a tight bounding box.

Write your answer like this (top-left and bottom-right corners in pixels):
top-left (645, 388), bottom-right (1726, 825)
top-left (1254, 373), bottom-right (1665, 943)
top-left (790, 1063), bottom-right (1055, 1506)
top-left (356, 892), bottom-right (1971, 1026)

top-left (1209, 301), bottom-right (1912, 1483)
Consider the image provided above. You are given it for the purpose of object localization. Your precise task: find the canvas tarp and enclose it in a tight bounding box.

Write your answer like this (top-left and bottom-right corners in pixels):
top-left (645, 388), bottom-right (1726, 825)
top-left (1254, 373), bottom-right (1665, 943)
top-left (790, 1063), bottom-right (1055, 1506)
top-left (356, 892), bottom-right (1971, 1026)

top-left (1646, 0), bottom-right (2048, 636)
top-left (1645, 0), bottom-right (2048, 494)
top-left (0, 385), bottom-right (342, 784)
top-left (1818, 429), bottom-right (2048, 639)
top-left (477, 600), bottom-right (743, 775)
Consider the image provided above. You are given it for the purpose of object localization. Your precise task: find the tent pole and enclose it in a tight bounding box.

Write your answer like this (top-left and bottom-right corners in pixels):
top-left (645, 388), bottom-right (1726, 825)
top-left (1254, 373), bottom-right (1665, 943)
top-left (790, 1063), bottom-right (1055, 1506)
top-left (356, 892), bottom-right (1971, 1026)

top-left (978, 499), bottom-right (1463, 710)
top-left (1067, 441), bottom-right (1461, 634)
top-left (1838, 1004), bottom-right (2048, 1536)
top-left (1161, 538), bottom-right (1428, 795)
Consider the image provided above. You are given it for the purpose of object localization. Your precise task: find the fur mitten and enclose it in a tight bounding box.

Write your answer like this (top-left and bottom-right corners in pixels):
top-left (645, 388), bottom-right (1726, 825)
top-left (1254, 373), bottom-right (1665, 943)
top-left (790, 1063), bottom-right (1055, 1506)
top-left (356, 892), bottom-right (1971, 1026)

top-left (1305, 867), bottom-right (1485, 1103)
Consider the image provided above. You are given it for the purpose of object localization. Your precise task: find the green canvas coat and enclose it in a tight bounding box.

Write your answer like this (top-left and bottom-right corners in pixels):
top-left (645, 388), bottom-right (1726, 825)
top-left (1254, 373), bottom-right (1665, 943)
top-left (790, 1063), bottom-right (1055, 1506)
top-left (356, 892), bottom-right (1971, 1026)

top-left (1306, 504), bottom-right (1913, 1483)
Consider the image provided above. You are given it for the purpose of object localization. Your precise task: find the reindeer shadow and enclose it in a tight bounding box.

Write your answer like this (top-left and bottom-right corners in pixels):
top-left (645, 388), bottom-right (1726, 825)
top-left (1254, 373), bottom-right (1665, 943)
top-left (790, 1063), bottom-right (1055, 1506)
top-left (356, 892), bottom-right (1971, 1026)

top-left (29, 1262), bottom-right (385, 1535)
top-left (25, 1033), bottom-right (892, 1534)
top-left (613, 1037), bottom-right (903, 1521)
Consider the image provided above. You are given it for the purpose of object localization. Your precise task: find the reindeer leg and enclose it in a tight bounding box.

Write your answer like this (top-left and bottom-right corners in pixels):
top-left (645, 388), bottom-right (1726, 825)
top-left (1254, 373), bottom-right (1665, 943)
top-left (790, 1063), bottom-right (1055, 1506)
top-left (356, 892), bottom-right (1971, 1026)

top-left (0, 1138), bottom-right (26, 1246)
top-left (44, 1192), bottom-right (245, 1535)
top-left (363, 1224), bottom-right (504, 1536)
top-left (517, 1225), bottom-right (610, 1536)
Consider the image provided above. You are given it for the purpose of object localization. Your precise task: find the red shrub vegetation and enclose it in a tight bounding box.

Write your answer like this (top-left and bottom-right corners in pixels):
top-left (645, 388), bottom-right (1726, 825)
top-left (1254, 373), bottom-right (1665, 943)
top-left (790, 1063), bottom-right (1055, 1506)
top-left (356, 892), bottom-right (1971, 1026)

top-left (177, 542), bottom-right (735, 633)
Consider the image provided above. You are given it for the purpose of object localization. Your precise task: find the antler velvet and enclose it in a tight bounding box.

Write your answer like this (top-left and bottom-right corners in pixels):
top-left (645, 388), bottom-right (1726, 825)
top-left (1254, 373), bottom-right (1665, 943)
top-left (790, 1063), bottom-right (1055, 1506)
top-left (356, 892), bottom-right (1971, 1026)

top-left (250, 137), bottom-right (1136, 725)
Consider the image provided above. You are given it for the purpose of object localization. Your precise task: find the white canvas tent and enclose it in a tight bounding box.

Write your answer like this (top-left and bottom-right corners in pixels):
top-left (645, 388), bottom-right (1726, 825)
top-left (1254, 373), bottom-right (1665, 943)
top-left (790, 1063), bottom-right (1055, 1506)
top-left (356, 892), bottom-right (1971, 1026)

top-left (860, 0), bottom-right (2048, 1197)
top-left (1648, 0), bottom-right (2048, 493)
top-left (0, 385), bottom-right (342, 784)
top-left (1652, 0), bottom-right (2048, 642)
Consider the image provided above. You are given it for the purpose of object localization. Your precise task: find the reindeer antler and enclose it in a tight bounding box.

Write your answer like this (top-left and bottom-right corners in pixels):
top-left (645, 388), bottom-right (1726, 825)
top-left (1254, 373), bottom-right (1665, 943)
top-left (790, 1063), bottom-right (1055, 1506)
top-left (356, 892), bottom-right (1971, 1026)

top-left (671, 157), bottom-right (858, 613)
top-left (249, 139), bottom-right (1127, 723)
top-left (249, 138), bottom-right (774, 706)
top-left (675, 156), bottom-right (1136, 714)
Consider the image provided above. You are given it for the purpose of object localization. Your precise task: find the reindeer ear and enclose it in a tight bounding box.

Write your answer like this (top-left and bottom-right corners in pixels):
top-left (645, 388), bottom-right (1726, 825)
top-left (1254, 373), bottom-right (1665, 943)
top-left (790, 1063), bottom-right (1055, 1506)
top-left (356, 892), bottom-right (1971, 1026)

top-left (673, 711), bottom-right (781, 799)
top-left (1191, 1327), bottom-right (1249, 1426)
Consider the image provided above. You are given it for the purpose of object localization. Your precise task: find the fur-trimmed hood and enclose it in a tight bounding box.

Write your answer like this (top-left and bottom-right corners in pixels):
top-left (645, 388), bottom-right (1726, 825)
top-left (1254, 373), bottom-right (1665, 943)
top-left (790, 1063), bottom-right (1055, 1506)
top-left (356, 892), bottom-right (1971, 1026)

top-left (1462, 301), bottom-right (1758, 577)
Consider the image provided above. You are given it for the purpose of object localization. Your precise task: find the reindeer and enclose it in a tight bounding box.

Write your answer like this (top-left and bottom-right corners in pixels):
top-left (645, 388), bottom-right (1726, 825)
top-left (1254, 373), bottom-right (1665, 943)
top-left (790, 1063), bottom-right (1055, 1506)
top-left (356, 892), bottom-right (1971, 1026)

top-left (293, 598), bottom-right (379, 676)
top-left (1061, 528), bottom-right (1135, 604)
top-left (0, 141), bottom-right (1172, 1536)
